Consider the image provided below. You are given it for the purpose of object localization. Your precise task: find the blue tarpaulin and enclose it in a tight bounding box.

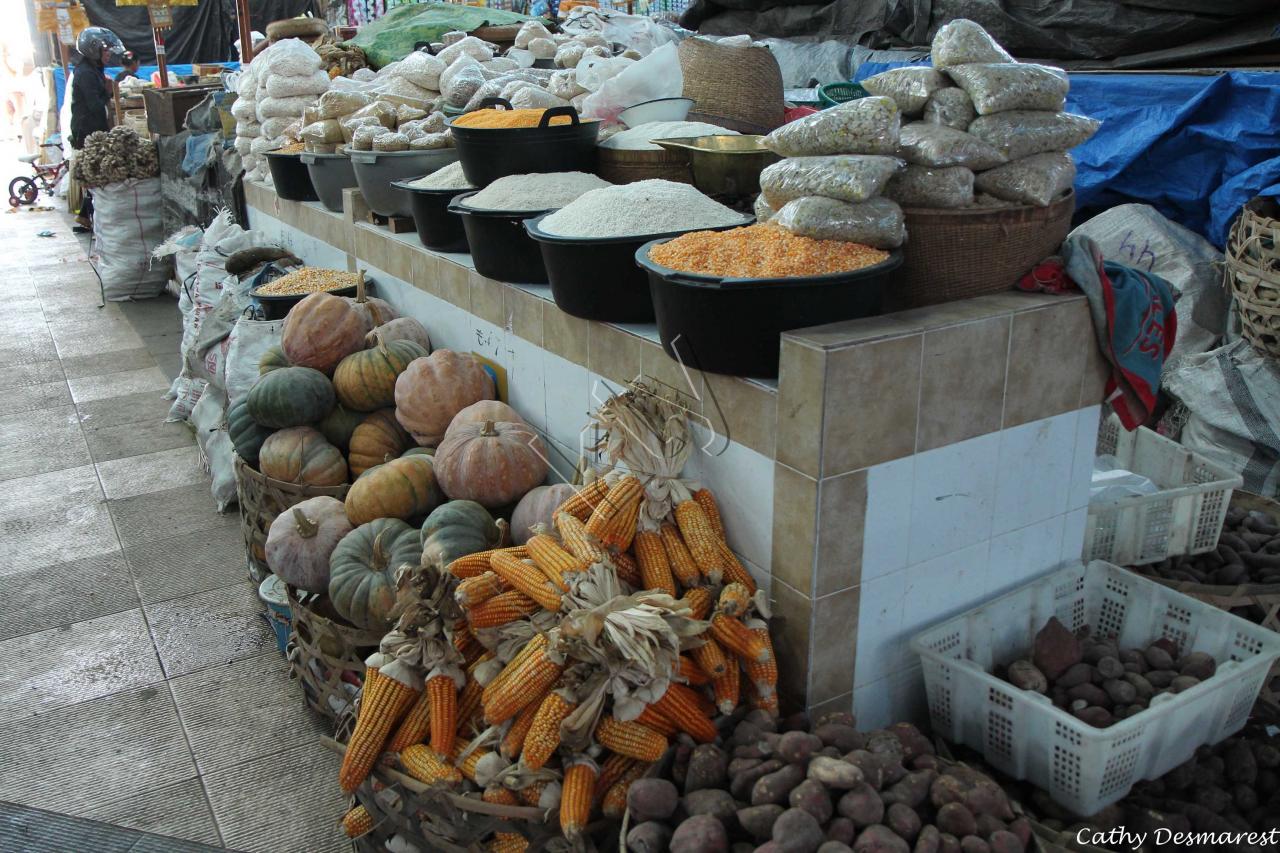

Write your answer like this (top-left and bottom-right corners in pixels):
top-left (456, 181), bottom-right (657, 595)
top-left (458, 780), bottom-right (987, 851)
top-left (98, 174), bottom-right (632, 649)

top-left (852, 63), bottom-right (1280, 247)
top-left (53, 63), bottom-right (240, 111)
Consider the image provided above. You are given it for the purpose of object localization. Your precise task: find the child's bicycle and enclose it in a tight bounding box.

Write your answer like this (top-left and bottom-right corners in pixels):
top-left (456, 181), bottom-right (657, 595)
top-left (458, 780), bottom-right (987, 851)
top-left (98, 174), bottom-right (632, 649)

top-left (9, 144), bottom-right (68, 208)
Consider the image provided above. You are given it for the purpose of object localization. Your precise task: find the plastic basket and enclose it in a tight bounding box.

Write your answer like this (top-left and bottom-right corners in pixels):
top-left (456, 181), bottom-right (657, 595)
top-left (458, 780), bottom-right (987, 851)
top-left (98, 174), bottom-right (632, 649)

top-left (818, 82), bottom-right (867, 108)
top-left (1085, 415), bottom-right (1241, 566)
top-left (911, 560), bottom-right (1280, 816)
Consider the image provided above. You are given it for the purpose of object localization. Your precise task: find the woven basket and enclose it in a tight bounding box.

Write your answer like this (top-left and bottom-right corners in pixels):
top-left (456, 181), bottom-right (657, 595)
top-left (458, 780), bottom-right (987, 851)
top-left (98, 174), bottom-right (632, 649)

top-left (887, 190), bottom-right (1076, 312)
top-left (287, 587), bottom-right (381, 721)
top-left (596, 146), bottom-right (692, 185)
top-left (1226, 196), bottom-right (1280, 360)
top-left (233, 454), bottom-right (350, 582)
top-left (678, 38), bottom-right (785, 134)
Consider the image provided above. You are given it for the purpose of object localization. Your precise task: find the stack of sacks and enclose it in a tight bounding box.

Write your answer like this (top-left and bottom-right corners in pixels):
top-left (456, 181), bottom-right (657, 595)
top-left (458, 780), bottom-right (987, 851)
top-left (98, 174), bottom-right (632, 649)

top-left (756, 96), bottom-right (907, 250)
top-left (337, 94), bottom-right (455, 152)
top-left (251, 39), bottom-right (330, 177)
top-left (231, 48), bottom-right (267, 180)
top-left (862, 19), bottom-right (1099, 209)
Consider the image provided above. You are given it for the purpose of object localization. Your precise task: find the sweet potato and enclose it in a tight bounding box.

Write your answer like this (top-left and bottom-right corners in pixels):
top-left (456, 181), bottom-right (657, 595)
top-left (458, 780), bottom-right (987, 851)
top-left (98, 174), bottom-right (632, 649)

top-left (746, 709), bottom-right (780, 731)
top-left (628, 778), bottom-right (680, 823)
top-left (1226, 740), bottom-right (1258, 785)
top-left (732, 759), bottom-right (784, 800)
top-left (820, 843), bottom-right (855, 853)
top-left (888, 723), bottom-right (934, 761)
top-left (809, 756), bottom-right (866, 789)
top-left (1066, 683), bottom-right (1110, 708)
top-left (627, 821), bottom-right (673, 853)
top-left (1096, 656), bottom-right (1124, 680)
top-left (1145, 669), bottom-right (1176, 688)
top-left (974, 814), bottom-right (1006, 838)
top-left (1006, 659), bottom-right (1048, 693)
top-left (838, 782), bottom-right (886, 826)
top-left (778, 731), bottom-right (825, 765)
top-left (773, 806), bottom-right (826, 853)
top-left (1103, 678), bottom-right (1137, 706)
top-left (1119, 649), bottom-right (1147, 673)
top-left (684, 788), bottom-right (738, 823)
top-left (1144, 645), bottom-right (1174, 671)
top-left (1073, 706), bottom-right (1114, 728)
top-left (1180, 652), bottom-right (1218, 682)
top-left (935, 803), bottom-right (977, 837)
top-left (820, 746), bottom-right (843, 759)
top-left (882, 770), bottom-right (936, 809)
top-left (913, 825), bottom-right (941, 853)
top-left (817, 723), bottom-right (865, 752)
top-left (815, 710), bottom-right (857, 728)
top-left (959, 837), bottom-right (991, 853)
top-left (1032, 617), bottom-right (1082, 679)
top-left (866, 731), bottom-right (906, 764)
top-left (1123, 672), bottom-right (1155, 700)
top-left (752, 764), bottom-right (807, 806)
top-left (782, 711), bottom-right (811, 732)
top-left (846, 751), bottom-right (889, 790)
top-left (1008, 817), bottom-right (1032, 848)
top-left (790, 779), bottom-right (834, 823)
top-left (930, 774), bottom-right (966, 809)
top-left (734, 845), bottom-right (758, 853)
top-left (670, 814), bottom-right (729, 853)
top-left (828, 817), bottom-right (856, 845)
top-left (734, 722), bottom-right (767, 746)
top-left (687, 744), bottom-right (730, 793)
top-left (1232, 783), bottom-right (1258, 813)
top-left (738, 804), bottom-right (786, 840)
top-left (1171, 675), bottom-right (1201, 693)
top-left (938, 833), bottom-right (962, 853)
top-left (730, 757), bottom-right (764, 777)
top-left (886, 803), bottom-right (921, 842)
top-left (756, 844), bottom-right (783, 852)
top-left (853, 824), bottom-right (910, 853)
top-left (913, 755), bottom-right (941, 771)
top-left (1056, 662), bottom-right (1094, 688)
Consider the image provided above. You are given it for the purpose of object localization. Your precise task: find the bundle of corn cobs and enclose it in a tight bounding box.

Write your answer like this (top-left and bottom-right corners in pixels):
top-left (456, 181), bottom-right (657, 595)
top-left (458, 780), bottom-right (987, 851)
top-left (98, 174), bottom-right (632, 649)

top-left (334, 383), bottom-right (780, 851)
top-left (317, 39), bottom-right (367, 79)
top-left (72, 126), bottom-right (159, 187)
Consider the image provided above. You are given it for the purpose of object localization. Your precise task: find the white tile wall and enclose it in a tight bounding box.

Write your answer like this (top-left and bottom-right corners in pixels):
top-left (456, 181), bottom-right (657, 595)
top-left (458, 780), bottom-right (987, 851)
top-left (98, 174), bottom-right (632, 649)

top-left (862, 456), bottom-right (914, 583)
top-left (1062, 507), bottom-right (1089, 562)
top-left (907, 431), bottom-right (1000, 565)
top-left (987, 514), bottom-right (1066, 597)
top-left (1069, 405), bottom-right (1102, 511)
top-left (683, 423), bottom-right (775, 573)
top-left (992, 412), bottom-right (1077, 536)
top-left (854, 665), bottom-right (927, 729)
top-left (853, 568), bottom-right (907, 687)
top-left (542, 353), bottom-right (591, 454)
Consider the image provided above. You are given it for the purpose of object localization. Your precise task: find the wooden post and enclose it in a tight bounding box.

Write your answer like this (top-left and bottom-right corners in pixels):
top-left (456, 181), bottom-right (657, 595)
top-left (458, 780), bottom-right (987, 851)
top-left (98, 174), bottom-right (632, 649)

top-left (153, 27), bottom-right (169, 87)
top-left (147, 3), bottom-right (172, 87)
top-left (52, 34), bottom-right (68, 79)
top-left (236, 0), bottom-right (254, 63)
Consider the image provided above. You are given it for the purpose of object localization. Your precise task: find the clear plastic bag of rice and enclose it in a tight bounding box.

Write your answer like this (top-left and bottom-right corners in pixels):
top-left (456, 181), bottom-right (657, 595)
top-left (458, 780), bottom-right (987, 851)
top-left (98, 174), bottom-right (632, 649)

top-left (510, 87), bottom-right (569, 110)
top-left (399, 119), bottom-right (426, 141)
top-left (931, 19), bottom-right (1014, 69)
top-left (754, 194), bottom-right (775, 222)
top-left (398, 50), bottom-right (446, 90)
top-left (260, 116), bottom-right (294, 139)
top-left (351, 125), bottom-right (381, 151)
top-left (762, 95), bottom-right (901, 156)
top-left (302, 119), bottom-right (343, 144)
top-left (529, 38), bottom-right (557, 60)
top-left (760, 155), bottom-right (904, 207)
top-left (515, 20), bottom-right (553, 49)
top-left (372, 131), bottom-right (409, 152)
top-left (946, 63), bottom-right (1069, 116)
top-left (442, 31), bottom-right (465, 47)
top-left (397, 103), bottom-right (428, 125)
top-left (898, 122), bottom-right (1005, 170)
top-left (974, 151), bottom-right (1075, 206)
top-left (966, 110), bottom-right (1101, 160)
top-left (317, 90), bottom-right (369, 120)
top-left (772, 196), bottom-right (905, 249)
top-left (340, 115), bottom-right (383, 144)
top-left (443, 62), bottom-right (487, 109)
top-left (883, 164), bottom-right (974, 208)
top-left (922, 87), bottom-right (975, 131)
top-left (556, 43), bottom-right (586, 69)
top-left (438, 36), bottom-right (493, 67)
top-left (347, 100), bottom-right (397, 129)
top-left (410, 132), bottom-right (451, 150)
top-left (549, 70), bottom-right (586, 101)
top-left (463, 79), bottom-right (505, 113)
top-left (423, 112), bottom-right (446, 134)
top-left (861, 67), bottom-right (949, 116)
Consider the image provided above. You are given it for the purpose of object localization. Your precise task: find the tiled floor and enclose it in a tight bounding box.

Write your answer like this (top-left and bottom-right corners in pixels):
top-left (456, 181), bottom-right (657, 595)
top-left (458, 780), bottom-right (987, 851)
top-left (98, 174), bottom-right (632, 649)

top-left (0, 208), bottom-right (345, 851)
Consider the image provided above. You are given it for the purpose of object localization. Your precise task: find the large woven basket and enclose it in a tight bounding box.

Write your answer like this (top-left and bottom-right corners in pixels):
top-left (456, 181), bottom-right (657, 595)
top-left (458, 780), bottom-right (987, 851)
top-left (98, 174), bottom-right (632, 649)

top-left (233, 454), bottom-right (350, 582)
top-left (286, 587), bottom-right (380, 721)
top-left (678, 38), bottom-right (785, 134)
top-left (1226, 196), bottom-right (1280, 360)
top-left (887, 190), bottom-right (1076, 311)
top-left (596, 146), bottom-right (692, 185)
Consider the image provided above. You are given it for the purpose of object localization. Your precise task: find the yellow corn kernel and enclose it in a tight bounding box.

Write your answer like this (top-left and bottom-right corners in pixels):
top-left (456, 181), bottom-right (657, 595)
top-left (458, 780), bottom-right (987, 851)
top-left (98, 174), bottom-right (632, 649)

top-left (660, 523), bottom-right (701, 586)
top-left (584, 476), bottom-right (643, 549)
top-left (710, 613), bottom-right (770, 664)
top-left (675, 500), bottom-right (724, 583)
top-left (483, 647), bottom-right (564, 726)
top-left (456, 571), bottom-right (509, 608)
top-left (400, 743), bottom-right (462, 787)
top-left (601, 761), bottom-right (649, 819)
top-left (339, 669), bottom-right (419, 793)
top-left (612, 550), bottom-right (642, 587)
top-left (426, 674), bottom-right (457, 757)
top-left (678, 655), bottom-right (710, 686)
top-left (560, 760), bottom-right (597, 840)
top-left (712, 659), bottom-right (740, 715)
top-left (718, 582), bottom-right (753, 619)
top-left (594, 715), bottom-right (667, 762)
top-left (521, 691), bottom-right (574, 771)
top-left (491, 551), bottom-right (563, 612)
top-left (469, 589), bottom-right (539, 629)
top-left (448, 546), bottom-right (530, 579)
top-left (718, 539), bottom-right (758, 593)
top-left (341, 804), bottom-right (373, 838)
top-left (556, 478), bottom-right (610, 520)
top-left (526, 534), bottom-right (586, 585)
top-left (488, 831), bottom-right (529, 853)
top-left (386, 690), bottom-right (430, 753)
top-left (555, 511), bottom-right (607, 563)
top-left (693, 488), bottom-right (725, 539)
top-left (593, 753), bottom-right (637, 805)
top-left (653, 684), bottom-right (718, 744)
top-left (483, 786), bottom-right (520, 806)
top-left (633, 530), bottom-right (677, 596)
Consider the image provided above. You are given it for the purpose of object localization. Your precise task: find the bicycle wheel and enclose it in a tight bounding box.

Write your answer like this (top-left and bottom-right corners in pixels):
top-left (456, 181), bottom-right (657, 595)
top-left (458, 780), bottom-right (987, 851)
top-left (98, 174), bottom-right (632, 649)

top-left (8, 177), bottom-right (38, 206)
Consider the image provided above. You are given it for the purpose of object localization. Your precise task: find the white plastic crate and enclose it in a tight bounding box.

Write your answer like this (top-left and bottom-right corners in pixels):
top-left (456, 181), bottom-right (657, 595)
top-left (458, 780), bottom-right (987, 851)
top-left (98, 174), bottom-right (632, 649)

top-left (910, 560), bottom-right (1280, 817)
top-left (1085, 415), bottom-right (1240, 566)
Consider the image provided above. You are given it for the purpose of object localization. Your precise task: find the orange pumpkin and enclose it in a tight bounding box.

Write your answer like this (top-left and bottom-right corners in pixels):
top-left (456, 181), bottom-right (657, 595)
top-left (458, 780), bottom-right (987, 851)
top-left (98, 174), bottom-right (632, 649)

top-left (394, 350), bottom-right (495, 446)
top-left (332, 335), bottom-right (428, 412)
top-left (367, 317), bottom-right (431, 351)
top-left (434, 419), bottom-right (550, 508)
top-left (348, 409), bottom-right (413, 477)
top-left (346, 274), bottom-right (399, 328)
top-left (259, 427), bottom-right (349, 487)
top-left (281, 291), bottom-right (371, 375)
top-left (345, 455), bottom-right (442, 525)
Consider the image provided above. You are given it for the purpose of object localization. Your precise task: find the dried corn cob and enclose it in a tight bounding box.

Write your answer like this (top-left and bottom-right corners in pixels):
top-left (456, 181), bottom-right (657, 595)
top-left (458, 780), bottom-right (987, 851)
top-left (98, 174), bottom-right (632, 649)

top-left (692, 636), bottom-right (731, 678)
top-left (483, 786), bottom-right (520, 806)
top-left (635, 704), bottom-right (678, 738)
top-left (469, 589), bottom-right (539, 628)
top-left (653, 683), bottom-right (718, 743)
top-left (744, 623), bottom-right (779, 704)
top-left (339, 663), bottom-right (420, 793)
top-left (386, 690), bottom-right (430, 753)
top-left (484, 647), bottom-right (564, 725)
top-left (611, 550), bottom-right (642, 587)
top-left (491, 552), bottom-right (563, 612)
top-left (691, 687), bottom-right (718, 718)
top-left (555, 512), bottom-right (606, 563)
top-left (594, 715), bottom-right (667, 762)
top-left (718, 539), bottom-right (758, 593)
top-left (400, 743), bottom-right (463, 786)
top-left (683, 586), bottom-right (714, 620)
top-left (678, 655), bottom-right (710, 686)
top-left (526, 534), bottom-right (585, 585)
top-left (710, 613), bottom-right (770, 664)
top-left (661, 523), bottom-right (701, 586)
top-left (500, 700), bottom-right (540, 760)
top-left (482, 635), bottom-right (547, 705)
top-left (456, 571), bottom-right (508, 608)
top-left (601, 760), bottom-right (649, 819)
top-left (448, 545), bottom-right (530, 579)
top-left (675, 500), bottom-right (724, 583)
top-left (341, 804), bottom-right (372, 838)
top-left (488, 832), bottom-right (529, 853)
top-left (746, 676), bottom-right (780, 715)
top-left (458, 677), bottom-right (484, 729)
top-left (453, 621), bottom-right (486, 665)
top-left (712, 658), bottom-right (740, 715)
top-left (693, 488), bottom-right (725, 539)
top-left (556, 478), bottom-right (609, 520)
top-left (560, 759), bottom-right (597, 840)
top-left (633, 530), bottom-right (677, 596)
top-left (584, 476), bottom-right (642, 549)
top-left (718, 582), bottom-right (752, 618)
top-left (609, 493), bottom-right (643, 552)
top-left (426, 674), bottom-right (457, 756)
top-left (518, 780), bottom-right (548, 807)
top-left (455, 742), bottom-right (492, 783)
top-left (521, 691), bottom-right (575, 770)
top-left (593, 753), bottom-right (637, 805)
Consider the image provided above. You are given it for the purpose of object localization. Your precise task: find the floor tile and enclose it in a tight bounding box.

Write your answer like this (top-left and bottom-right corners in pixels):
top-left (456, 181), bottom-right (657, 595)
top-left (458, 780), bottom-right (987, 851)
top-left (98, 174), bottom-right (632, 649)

top-left (203, 742), bottom-right (348, 853)
top-left (83, 415), bottom-right (194, 463)
top-left (0, 465), bottom-right (117, 569)
top-left (0, 359), bottom-right (62, 390)
top-left (68, 366), bottom-right (170, 404)
top-left (65, 777), bottom-right (223, 847)
top-left (156, 351), bottom-right (184, 381)
top-left (0, 378), bottom-right (71, 415)
top-left (0, 331), bottom-right (59, 364)
top-left (0, 551), bottom-right (138, 642)
top-left (107, 481), bottom-right (237, 549)
top-left (0, 608), bottom-right (165, 718)
top-left (49, 318), bottom-right (146, 360)
top-left (96, 445), bottom-right (203, 500)
top-left (126, 527), bottom-right (248, 605)
top-left (60, 346), bottom-right (157, 380)
top-left (146, 583), bottom-right (276, 678)
top-left (0, 685), bottom-right (197, 814)
top-left (0, 404), bottom-right (91, 481)
top-left (0, 802), bottom-right (224, 853)
top-left (76, 388), bottom-right (173, 429)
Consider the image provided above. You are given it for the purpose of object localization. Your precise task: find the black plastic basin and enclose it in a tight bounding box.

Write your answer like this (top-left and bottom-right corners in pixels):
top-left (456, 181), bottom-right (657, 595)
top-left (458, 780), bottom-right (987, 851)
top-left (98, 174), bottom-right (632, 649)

top-left (394, 181), bottom-right (471, 253)
top-left (264, 152), bottom-right (318, 202)
top-left (447, 99), bottom-right (600, 188)
top-left (448, 191), bottom-right (550, 283)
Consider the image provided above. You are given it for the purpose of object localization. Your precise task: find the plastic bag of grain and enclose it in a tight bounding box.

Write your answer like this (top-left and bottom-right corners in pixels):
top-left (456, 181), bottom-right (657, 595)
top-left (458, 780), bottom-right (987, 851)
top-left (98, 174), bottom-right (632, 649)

top-left (442, 61), bottom-right (486, 109)
top-left (754, 194), bottom-right (775, 222)
top-left (317, 89), bottom-right (371, 120)
top-left (922, 87), bottom-right (975, 131)
top-left (510, 87), bottom-right (569, 110)
top-left (898, 122), bottom-right (1005, 170)
top-left (373, 131), bottom-right (409, 152)
top-left (256, 95), bottom-right (315, 120)
top-left (946, 63), bottom-right (1069, 116)
top-left (931, 19), bottom-right (1013, 69)
top-left (967, 110), bottom-right (1101, 160)
top-left (266, 70), bottom-right (330, 98)
top-left (974, 151), bottom-right (1075, 206)
top-left (398, 50), bottom-right (446, 90)
top-left (772, 195), bottom-right (904, 248)
top-left (883, 164), bottom-right (974, 208)
top-left (351, 125), bottom-right (381, 150)
top-left (760, 155), bottom-right (903, 207)
top-left (516, 20), bottom-right (553, 49)
top-left (438, 36), bottom-right (493, 66)
top-left (861, 67), bottom-right (948, 116)
top-left (762, 95), bottom-right (900, 156)
top-left (410, 132), bottom-right (452, 150)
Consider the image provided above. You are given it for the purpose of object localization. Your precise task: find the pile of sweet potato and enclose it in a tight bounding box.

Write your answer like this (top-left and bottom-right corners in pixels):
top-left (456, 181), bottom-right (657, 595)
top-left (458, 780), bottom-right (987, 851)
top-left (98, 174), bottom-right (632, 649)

top-left (1139, 504), bottom-right (1280, 588)
top-left (624, 710), bottom-right (1032, 853)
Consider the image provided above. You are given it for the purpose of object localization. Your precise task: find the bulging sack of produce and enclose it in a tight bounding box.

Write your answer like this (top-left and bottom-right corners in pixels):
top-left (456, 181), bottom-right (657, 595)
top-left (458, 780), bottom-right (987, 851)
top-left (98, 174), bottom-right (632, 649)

top-left (861, 66), bottom-right (948, 116)
top-left (974, 151), bottom-right (1076, 206)
top-left (931, 18), bottom-right (1013, 69)
top-left (257, 95), bottom-right (316, 121)
top-left (372, 131), bottom-right (409, 152)
top-left (231, 97), bottom-right (257, 122)
top-left (264, 38), bottom-right (323, 77)
top-left (511, 87), bottom-right (569, 110)
top-left (515, 20), bottom-right (553, 49)
top-left (266, 69), bottom-right (331, 99)
top-left (556, 42), bottom-right (587, 69)
top-left (773, 195), bottom-right (905, 249)
top-left (350, 125), bottom-right (381, 150)
top-left (967, 110), bottom-right (1101, 160)
top-left (763, 95), bottom-right (900, 156)
top-left (760, 154), bottom-right (903, 208)
top-left (438, 36), bottom-right (493, 67)
top-left (92, 177), bottom-right (169, 300)
top-left (549, 69), bottom-right (587, 101)
top-left (528, 37), bottom-right (557, 60)
top-left (396, 104), bottom-right (427, 124)
top-left (410, 132), bottom-right (451, 150)
top-left (236, 120), bottom-right (261, 139)
top-left (340, 115), bottom-right (382, 144)
top-left (898, 122), bottom-right (1005, 170)
top-left (442, 62), bottom-right (486, 109)
top-left (259, 116), bottom-right (294, 139)
top-left (946, 63), bottom-right (1069, 116)
top-left (397, 50), bottom-right (445, 90)
top-left (754, 194), bottom-right (775, 222)
top-left (883, 164), bottom-right (975, 208)
top-left (317, 89), bottom-right (371, 120)
top-left (922, 87), bottom-right (975, 131)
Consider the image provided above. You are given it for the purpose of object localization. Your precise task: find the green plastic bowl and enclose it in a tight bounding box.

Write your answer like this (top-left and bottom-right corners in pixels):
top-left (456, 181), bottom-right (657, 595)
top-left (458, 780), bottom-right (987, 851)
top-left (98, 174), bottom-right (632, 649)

top-left (819, 82), bottom-right (868, 108)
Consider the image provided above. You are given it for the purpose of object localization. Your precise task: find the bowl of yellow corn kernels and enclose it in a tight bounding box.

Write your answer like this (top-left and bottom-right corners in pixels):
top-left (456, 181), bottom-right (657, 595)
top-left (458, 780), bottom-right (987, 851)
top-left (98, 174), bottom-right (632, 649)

top-left (251, 267), bottom-right (362, 319)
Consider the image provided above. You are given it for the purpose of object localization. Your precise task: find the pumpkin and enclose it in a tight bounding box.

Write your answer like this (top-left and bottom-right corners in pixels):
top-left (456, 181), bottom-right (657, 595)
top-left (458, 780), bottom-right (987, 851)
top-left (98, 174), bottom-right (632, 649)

top-left (265, 496), bottom-right (353, 593)
top-left (258, 345), bottom-right (290, 375)
top-left (401, 446), bottom-right (434, 458)
top-left (281, 291), bottom-right (370, 375)
top-left (246, 366), bottom-right (335, 429)
top-left (434, 419), bottom-right (550, 508)
top-left (420, 500), bottom-right (500, 570)
top-left (367, 317), bottom-right (431, 352)
top-left (510, 483), bottom-right (578, 545)
top-left (345, 455), bottom-right (442, 525)
top-left (332, 336), bottom-right (428, 412)
top-left (349, 409), bottom-right (413, 477)
top-left (227, 398), bottom-right (273, 468)
top-left (317, 404), bottom-right (364, 452)
top-left (394, 350), bottom-right (495, 446)
top-left (258, 427), bottom-right (349, 486)
top-left (329, 518), bottom-right (422, 630)
top-left (445, 400), bottom-right (526, 438)
top-left (346, 274), bottom-right (399, 328)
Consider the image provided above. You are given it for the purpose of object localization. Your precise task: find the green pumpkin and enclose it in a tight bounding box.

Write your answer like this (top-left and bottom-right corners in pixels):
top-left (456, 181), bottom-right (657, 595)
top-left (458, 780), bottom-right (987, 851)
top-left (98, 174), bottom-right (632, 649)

top-left (329, 518), bottom-right (422, 630)
top-left (246, 366), bottom-right (335, 429)
top-left (318, 403), bottom-right (364, 452)
top-left (259, 345), bottom-right (291, 375)
top-left (227, 399), bottom-right (273, 468)
top-left (419, 500), bottom-right (500, 570)
top-left (401, 446), bottom-right (435, 458)
top-left (332, 336), bottom-right (428, 412)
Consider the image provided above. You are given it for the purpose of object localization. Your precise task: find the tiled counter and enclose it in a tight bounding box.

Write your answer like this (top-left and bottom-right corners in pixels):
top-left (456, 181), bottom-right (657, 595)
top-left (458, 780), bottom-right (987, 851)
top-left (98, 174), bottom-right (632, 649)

top-left (245, 181), bottom-right (1107, 726)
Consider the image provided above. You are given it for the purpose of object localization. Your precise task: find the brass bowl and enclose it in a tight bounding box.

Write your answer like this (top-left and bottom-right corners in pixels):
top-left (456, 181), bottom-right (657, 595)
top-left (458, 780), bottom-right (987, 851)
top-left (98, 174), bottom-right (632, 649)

top-left (652, 135), bottom-right (780, 198)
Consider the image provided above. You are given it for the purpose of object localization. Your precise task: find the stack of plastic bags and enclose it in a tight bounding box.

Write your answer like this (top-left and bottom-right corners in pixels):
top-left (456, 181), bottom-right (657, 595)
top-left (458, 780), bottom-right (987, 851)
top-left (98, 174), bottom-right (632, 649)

top-left (232, 39), bottom-right (331, 183)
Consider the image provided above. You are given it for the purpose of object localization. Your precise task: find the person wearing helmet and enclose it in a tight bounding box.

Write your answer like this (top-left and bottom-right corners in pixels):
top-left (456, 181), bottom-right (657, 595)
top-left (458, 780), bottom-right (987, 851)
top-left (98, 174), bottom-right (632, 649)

top-left (70, 27), bottom-right (125, 229)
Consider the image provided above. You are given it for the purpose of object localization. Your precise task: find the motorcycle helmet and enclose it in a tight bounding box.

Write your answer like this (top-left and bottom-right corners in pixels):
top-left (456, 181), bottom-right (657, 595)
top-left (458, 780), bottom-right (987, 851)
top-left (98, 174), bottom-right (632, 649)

top-left (76, 27), bottom-right (126, 62)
